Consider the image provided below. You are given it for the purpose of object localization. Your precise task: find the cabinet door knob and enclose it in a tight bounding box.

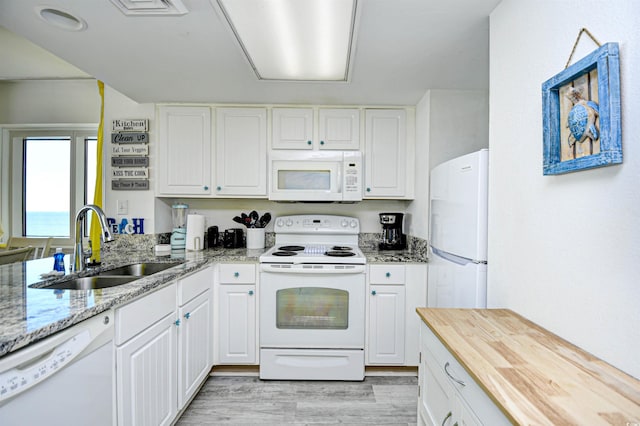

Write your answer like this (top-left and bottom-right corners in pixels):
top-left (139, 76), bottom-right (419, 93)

top-left (307, 140), bottom-right (312, 145)
top-left (248, 290), bottom-right (254, 295)
top-left (366, 187), bottom-right (371, 192)
top-left (234, 272), bottom-right (239, 277)
top-left (216, 186), bottom-right (222, 191)
top-left (184, 312), bottom-right (191, 319)
top-left (174, 319), bottom-right (181, 327)
top-left (203, 185), bottom-right (209, 190)
top-left (385, 272), bottom-right (391, 278)
top-left (371, 290), bottom-right (377, 295)
top-left (320, 140), bottom-right (325, 145)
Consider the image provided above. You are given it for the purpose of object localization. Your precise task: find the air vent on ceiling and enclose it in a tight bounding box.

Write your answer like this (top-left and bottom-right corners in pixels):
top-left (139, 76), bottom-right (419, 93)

top-left (110, 0), bottom-right (188, 16)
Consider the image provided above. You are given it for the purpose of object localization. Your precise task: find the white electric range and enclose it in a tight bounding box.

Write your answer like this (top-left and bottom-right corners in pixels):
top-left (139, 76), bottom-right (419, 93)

top-left (259, 215), bottom-right (366, 381)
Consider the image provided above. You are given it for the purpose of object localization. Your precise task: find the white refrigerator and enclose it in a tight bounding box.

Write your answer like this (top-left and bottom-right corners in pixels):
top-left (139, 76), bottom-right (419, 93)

top-left (428, 149), bottom-right (489, 308)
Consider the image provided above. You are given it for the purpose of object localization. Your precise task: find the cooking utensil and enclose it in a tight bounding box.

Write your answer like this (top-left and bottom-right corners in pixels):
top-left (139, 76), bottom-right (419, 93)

top-left (233, 216), bottom-right (245, 226)
top-left (249, 210), bottom-right (259, 227)
top-left (259, 212), bottom-right (271, 228)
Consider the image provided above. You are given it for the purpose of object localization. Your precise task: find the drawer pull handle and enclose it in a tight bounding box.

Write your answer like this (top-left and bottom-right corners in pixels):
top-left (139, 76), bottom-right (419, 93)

top-left (248, 290), bottom-right (254, 295)
top-left (442, 411), bottom-right (452, 426)
top-left (184, 312), bottom-right (191, 319)
top-left (234, 272), bottom-right (239, 277)
top-left (385, 272), bottom-right (391, 278)
top-left (444, 362), bottom-right (466, 387)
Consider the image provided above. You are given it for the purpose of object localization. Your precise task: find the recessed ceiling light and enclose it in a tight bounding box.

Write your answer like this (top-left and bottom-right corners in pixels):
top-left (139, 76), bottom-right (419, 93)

top-left (36, 7), bottom-right (87, 31)
top-left (218, 0), bottom-right (358, 82)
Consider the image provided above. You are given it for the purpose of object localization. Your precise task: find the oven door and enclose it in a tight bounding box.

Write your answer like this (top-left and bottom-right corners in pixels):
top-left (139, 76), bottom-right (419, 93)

top-left (260, 267), bottom-right (365, 349)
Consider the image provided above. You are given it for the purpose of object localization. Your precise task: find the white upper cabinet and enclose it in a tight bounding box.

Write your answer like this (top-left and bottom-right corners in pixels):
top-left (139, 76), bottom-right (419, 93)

top-left (272, 108), bottom-right (314, 149)
top-left (215, 107), bottom-right (267, 197)
top-left (157, 106), bottom-right (212, 196)
top-left (272, 107), bottom-right (360, 150)
top-left (318, 108), bottom-right (361, 150)
top-left (364, 109), bottom-right (414, 199)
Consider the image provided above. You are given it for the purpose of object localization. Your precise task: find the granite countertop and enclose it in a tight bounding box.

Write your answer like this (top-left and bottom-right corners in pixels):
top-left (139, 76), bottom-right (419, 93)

top-left (0, 247), bottom-right (261, 358)
top-left (417, 308), bottom-right (640, 425)
top-left (0, 245), bottom-right (425, 359)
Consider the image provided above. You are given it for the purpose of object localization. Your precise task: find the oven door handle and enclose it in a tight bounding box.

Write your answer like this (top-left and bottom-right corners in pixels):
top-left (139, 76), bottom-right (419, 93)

top-left (260, 264), bottom-right (366, 274)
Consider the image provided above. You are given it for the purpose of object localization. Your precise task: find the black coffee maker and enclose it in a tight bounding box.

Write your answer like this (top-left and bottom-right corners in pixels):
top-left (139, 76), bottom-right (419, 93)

top-left (379, 213), bottom-right (406, 250)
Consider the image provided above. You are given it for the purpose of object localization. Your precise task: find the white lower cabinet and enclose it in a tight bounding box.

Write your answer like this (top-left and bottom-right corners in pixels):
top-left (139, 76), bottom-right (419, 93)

top-left (178, 289), bottom-right (212, 408)
top-left (215, 263), bottom-right (258, 365)
top-left (367, 264), bottom-right (426, 366)
top-left (418, 322), bottom-right (509, 426)
top-left (115, 267), bottom-right (213, 426)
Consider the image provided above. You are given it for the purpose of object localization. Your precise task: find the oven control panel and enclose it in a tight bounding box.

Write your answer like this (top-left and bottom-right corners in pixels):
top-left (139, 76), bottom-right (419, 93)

top-left (274, 215), bottom-right (359, 234)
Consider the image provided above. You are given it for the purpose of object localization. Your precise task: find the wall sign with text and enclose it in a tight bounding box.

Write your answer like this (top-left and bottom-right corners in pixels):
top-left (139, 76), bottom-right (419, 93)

top-left (111, 119), bottom-right (150, 190)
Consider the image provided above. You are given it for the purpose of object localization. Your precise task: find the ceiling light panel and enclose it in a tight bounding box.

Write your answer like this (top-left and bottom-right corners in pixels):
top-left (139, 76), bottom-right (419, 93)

top-left (218, 0), bottom-right (357, 81)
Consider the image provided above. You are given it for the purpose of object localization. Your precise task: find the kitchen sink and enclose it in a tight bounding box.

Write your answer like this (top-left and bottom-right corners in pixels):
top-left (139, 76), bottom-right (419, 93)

top-left (99, 262), bottom-right (183, 277)
top-left (36, 276), bottom-right (139, 290)
top-left (30, 262), bottom-right (185, 291)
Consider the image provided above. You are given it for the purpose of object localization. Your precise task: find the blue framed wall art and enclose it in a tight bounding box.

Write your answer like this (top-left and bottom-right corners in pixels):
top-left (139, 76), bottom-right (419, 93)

top-left (542, 42), bottom-right (621, 175)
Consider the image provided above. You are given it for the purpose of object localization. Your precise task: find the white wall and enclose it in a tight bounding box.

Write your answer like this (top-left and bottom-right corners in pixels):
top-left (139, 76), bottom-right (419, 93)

top-left (0, 80), bottom-right (98, 124)
top-left (489, 0), bottom-right (640, 378)
top-left (428, 90), bottom-right (489, 170)
top-left (102, 86), bottom-right (156, 231)
top-left (408, 89), bottom-right (489, 240)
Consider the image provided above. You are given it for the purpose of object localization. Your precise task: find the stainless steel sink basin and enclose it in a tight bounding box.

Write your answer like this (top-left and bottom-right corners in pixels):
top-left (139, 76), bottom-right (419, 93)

top-left (99, 262), bottom-right (182, 277)
top-left (37, 276), bottom-right (138, 290)
top-left (30, 262), bottom-right (185, 290)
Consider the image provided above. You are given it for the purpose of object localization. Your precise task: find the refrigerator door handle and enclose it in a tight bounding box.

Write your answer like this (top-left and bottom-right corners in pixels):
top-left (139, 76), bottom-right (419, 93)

top-left (431, 246), bottom-right (487, 265)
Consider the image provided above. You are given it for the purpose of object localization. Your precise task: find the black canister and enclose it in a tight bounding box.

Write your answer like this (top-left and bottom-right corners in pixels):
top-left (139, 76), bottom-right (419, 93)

top-left (207, 226), bottom-right (219, 248)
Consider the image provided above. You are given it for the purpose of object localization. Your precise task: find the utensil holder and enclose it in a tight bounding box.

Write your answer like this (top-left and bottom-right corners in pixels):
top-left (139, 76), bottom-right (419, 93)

top-left (246, 228), bottom-right (265, 249)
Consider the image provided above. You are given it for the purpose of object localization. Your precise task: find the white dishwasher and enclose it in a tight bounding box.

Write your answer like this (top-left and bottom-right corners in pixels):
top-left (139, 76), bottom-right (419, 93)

top-left (0, 310), bottom-right (114, 426)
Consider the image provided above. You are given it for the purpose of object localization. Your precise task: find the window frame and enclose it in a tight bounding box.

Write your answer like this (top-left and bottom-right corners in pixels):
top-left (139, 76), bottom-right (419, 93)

top-left (6, 128), bottom-right (99, 248)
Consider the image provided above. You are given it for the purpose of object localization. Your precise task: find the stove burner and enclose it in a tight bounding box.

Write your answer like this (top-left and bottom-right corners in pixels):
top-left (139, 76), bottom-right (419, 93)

top-left (278, 245), bottom-right (305, 252)
top-left (331, 246), bottom-right (353, 251)
top-left (325, 250), bottom-right (356, 257)
top-left (272, 251), bottom-right (298, 256)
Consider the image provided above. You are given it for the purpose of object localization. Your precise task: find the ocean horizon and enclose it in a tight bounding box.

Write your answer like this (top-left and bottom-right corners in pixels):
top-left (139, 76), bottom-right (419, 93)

top-left (26, 211), bottom-right (69, 237)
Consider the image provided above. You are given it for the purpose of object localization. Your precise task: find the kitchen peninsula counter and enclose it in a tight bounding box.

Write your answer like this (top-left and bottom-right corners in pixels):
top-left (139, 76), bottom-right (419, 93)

top-left (0, 247), bottom-right (261, 358)
top-left (417, 308), bottom-right (640, 425)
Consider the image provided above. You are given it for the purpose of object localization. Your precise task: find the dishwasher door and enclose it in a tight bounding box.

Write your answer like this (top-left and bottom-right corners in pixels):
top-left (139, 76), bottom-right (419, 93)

top-left (0, 310), bottom-right (114, 426)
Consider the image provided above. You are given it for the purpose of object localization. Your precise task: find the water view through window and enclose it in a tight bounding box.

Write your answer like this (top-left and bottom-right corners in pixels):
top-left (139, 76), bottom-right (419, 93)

top-left (24, 138), bottom-right (71, 237)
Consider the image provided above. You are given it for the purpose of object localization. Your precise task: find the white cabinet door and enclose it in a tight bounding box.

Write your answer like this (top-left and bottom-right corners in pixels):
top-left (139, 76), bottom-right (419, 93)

top-left (272, 108), bottom-right (314, 149)
top-left (157, 106), bottom-right (212, 195)
top-left (318, 108), bottom-right (360, 150)
top-left (419, 348), bottom-right (455, 426)
top-left (116, 313), bottom-right (178, 426)
top-left (405, 264), bottom-right (427, 366)
top-left (368, 284), bottom-right (406, 364)
top-left (364, 109), bottom-right (407, 198)
top-left (218, 284), bottom-right (257, 364)
top-left (215, 107), bottom-right (267, 196)
top-left (177, 289), bottom-right (212, 409)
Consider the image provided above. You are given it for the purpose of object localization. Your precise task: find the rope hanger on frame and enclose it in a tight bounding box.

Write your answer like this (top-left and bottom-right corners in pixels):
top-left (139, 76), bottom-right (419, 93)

top-left (565, 28), bottom-right (602, 69)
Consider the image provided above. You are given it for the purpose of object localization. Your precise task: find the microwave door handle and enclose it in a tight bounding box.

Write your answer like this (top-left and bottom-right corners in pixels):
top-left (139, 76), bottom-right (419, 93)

top-left (337, 164), bottom-right (343, 193)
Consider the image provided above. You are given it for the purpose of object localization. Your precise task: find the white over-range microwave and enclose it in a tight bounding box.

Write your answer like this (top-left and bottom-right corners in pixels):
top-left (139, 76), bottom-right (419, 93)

top-left (269, 151), bottom-right (362, 202)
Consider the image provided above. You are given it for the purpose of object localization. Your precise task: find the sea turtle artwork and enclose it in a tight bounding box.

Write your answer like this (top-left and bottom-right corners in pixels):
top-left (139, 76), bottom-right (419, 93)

top-left (565, 87), bottom-right (600, 150)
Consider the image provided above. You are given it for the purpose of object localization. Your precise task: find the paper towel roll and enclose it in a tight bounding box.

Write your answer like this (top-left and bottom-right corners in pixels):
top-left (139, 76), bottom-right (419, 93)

top-left (185, 214), bottom-right (205, 251)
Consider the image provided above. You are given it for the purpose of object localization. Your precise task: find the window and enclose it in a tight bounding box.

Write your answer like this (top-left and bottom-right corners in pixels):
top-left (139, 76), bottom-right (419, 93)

top-left (9, 129), bottom-right (99, 245)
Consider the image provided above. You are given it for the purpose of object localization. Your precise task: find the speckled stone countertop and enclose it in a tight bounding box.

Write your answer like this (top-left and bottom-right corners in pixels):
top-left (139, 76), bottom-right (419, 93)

top-left (0, 244), bottom-right (425, 359)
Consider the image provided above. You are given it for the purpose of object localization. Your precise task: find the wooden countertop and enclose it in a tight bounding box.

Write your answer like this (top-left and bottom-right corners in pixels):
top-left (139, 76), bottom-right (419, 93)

top-left (417, 308), bottom-right (640, 425)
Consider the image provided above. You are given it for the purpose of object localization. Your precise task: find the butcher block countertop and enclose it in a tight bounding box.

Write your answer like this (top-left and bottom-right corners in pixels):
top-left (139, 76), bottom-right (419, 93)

top-left (416, 308), bottom-right (640, 425)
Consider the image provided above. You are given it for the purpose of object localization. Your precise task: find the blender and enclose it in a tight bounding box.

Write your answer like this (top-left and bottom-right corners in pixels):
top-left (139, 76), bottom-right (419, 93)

top-left (170, 203), bottom-right (188, 251)
top-left (378, 213), bottom-right (406, 250)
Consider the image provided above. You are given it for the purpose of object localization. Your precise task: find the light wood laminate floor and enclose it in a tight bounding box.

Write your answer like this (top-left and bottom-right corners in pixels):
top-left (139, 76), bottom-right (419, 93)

top-left (177, 376), bottom-right (418, 425)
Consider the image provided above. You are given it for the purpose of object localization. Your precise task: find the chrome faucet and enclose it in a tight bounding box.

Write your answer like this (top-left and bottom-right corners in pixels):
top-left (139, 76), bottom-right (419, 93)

top-left (72, 205), bottom-right (114, 273)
